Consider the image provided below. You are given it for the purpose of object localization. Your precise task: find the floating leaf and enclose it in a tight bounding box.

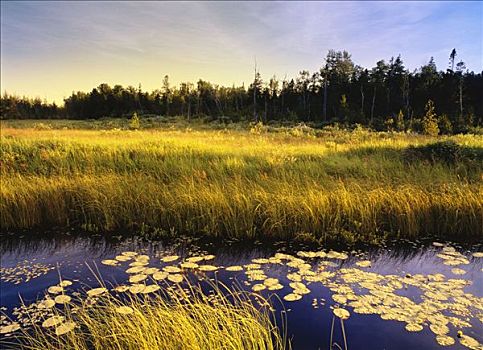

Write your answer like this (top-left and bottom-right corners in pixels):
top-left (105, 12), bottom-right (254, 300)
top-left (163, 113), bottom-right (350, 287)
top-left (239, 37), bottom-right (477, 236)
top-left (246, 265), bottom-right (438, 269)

top-left (405, 323), bottom-right (423, 332)
top-left (121, 251), bottom-right (137, 257)
top-left (86, 287), bottom-right (107, 297)
top-left (436, 335), bottom-right (455, 346)
top-left (180, 262), bottom-right (199, 269)
top-left (332, 294), bottom-right (348, 304)
top-left (115, 255), bottom-right (131, 262)
top-left (48, 286), bottom-right (63, 294)
top-left (268, 283), bottom-right (284, 291)
top-left (129, 274), bottom-right (148, 283)
top-left (142, 284), bottom-right (161, 294)
top-left (114, 285), bottom-right (129, 293)
top-left (59, 280), bottom-right (72, 287)
top-left (42, 316), bottom-right (64, 328)
top-left (167, 274), bottom-right (183, 283)
top-left (115, 306), bottom-right (134, 314)
top-left (333, 308), bottom-right (350, 320)
top-left (252, 284), bottom-right (266, 292)
top-left (355, 260), bottom-right (371, 268)
top-left (289, 282), bottom-right (306, 290)
top-left (101, 259), bottom-right (118, 266)
top-left (263, 278), bottom-right (279, 286)
top-left (128, 284), bottom-right (145, 294)
top-left (430, 324), bottom-right (450, 335)
top-left (161, 255), bottom-right (179, 263)
top-left (153, 272), bottom-right (168, 281)
top-left (198, 265), bottom-right (218, 272)
top-left (39, 299), bottom-right (56, 308)
top-left (284, 293), bottom-right (302, 302)
top-left (143, 267), bottom-right (160, 275)
top-left (459, 334), bottom-right (481, 349)
top-left (163, 266), bottom-right (182, 273)
top-left (186, 256), bottom-right (204, 263)
top-left (0, 323), bottom-right (20, 334)
top-left (54, 295), bottom-right (71, 304)
top-left (55, 321), bottom-right (76, 336)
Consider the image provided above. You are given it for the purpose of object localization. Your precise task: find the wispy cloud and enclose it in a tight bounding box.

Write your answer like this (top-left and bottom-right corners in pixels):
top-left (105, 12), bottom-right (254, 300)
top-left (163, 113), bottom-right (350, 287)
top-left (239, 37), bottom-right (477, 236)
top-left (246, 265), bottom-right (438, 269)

top-left (1, 1), bottom-right (481, 103)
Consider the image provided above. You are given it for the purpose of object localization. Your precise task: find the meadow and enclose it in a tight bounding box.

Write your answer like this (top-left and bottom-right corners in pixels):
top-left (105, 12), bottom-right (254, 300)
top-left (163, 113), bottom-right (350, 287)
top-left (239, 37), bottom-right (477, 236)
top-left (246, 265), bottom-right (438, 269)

top-left (1, 118), bottom-right (482, 243)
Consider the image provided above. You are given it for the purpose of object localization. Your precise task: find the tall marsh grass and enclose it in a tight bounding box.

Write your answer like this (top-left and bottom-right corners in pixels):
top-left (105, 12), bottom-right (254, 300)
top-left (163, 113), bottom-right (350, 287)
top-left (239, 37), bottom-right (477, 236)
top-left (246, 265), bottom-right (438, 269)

top-left (1, 120), bottom-right (482, 241)
top-left (8, 282), bottom-right (286, 350)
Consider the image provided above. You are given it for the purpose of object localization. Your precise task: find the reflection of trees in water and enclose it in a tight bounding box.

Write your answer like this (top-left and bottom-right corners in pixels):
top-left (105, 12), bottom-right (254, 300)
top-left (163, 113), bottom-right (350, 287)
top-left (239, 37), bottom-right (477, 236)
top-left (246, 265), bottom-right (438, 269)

top-left (0, 233), bottom-right (117, 262)
top-left (1, 232), bottom-right (479, 269)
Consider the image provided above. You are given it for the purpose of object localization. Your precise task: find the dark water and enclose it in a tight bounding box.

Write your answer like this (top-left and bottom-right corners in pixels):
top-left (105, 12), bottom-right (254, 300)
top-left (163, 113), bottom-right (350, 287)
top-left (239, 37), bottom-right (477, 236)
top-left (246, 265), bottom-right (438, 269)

top-left (1, 233), bottom-right (482, 350)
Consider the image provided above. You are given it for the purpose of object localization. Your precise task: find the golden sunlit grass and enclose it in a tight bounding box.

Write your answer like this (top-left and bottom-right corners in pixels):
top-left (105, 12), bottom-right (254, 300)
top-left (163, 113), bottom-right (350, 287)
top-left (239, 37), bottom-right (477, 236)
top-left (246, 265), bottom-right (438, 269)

top-left (1, 119), bottom-right (482, 241)
top-left (9, 282), bottom-right (286, 350)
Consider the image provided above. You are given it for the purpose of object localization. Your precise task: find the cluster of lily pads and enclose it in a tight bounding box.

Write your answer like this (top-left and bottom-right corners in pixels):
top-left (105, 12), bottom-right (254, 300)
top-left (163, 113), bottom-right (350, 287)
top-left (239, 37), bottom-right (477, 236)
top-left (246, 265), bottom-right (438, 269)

top-left (0, 260), bottom-right (54, 285)
top-left (1, 243), bottom-right (482, 350)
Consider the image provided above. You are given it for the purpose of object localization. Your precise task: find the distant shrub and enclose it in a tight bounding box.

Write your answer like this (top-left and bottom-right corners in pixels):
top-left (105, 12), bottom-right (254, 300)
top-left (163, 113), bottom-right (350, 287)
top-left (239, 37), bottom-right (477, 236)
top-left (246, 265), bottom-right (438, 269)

top-left (404, 140), bottom-right (482, 165)
top-left (467, 126), bottom-right (483, 135)
top-left (395, 110), bottom-right (405, 132)
top-left (384, 117), bottom-right (394, 131)
top-left (129, 112), bottom-right (140, 130)
top-left (249, 121), bottom-right (268, 134)
top-left (287, 123), bottom-right (316, 138)
top-left (422, 100), bottom-right (439, 136)
top-left (33, 122), bottom-right (52, 130)
top-left (438, 114), bottom-right (453, 135)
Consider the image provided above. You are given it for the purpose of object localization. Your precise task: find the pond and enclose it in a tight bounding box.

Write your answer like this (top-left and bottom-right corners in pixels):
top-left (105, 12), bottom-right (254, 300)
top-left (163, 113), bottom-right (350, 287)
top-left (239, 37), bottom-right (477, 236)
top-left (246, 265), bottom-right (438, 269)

top-left (1, 232), bottom-right (482, 349)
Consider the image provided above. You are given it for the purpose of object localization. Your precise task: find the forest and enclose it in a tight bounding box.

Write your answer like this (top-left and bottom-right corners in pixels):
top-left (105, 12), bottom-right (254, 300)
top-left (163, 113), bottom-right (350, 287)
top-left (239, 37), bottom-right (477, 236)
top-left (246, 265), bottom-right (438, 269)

top-left (1, 49), bottom-right (482, 133)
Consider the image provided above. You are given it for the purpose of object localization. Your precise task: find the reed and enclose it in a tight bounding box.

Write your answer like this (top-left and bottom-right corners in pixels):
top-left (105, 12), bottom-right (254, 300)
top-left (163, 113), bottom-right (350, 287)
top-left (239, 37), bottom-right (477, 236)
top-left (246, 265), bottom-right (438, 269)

top-left (7, 281), bottom-right (286, 350)
top-left (1, 120), bottom-right (481, 242)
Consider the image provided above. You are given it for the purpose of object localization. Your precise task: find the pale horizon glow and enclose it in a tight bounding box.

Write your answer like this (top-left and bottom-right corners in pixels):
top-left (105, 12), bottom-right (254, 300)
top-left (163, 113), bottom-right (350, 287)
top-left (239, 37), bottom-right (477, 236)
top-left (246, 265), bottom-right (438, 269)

top-left (1, 1), bottom-right (482, 104)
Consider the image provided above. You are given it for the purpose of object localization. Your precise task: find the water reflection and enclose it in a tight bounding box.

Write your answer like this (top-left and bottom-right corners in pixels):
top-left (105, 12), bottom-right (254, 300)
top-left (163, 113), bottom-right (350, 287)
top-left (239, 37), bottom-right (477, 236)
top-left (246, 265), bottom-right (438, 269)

top-left (0, 233), bottom-right (482, 350)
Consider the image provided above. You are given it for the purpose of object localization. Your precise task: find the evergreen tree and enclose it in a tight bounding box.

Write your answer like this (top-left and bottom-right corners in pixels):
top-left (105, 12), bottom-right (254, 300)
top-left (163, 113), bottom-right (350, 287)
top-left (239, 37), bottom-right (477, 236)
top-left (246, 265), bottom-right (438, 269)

top-left (1, 49), bottom-right (481, 132)
top-left (422, 100), bottom-right (439, 136)
top-left (395, 110), bottom-right (405, 131)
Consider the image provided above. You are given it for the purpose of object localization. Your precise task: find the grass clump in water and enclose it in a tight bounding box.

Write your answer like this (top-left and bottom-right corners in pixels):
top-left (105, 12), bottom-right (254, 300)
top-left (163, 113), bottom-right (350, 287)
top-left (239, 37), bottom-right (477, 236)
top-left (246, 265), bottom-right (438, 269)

top-left (8, 282), bottom-right (286, 350)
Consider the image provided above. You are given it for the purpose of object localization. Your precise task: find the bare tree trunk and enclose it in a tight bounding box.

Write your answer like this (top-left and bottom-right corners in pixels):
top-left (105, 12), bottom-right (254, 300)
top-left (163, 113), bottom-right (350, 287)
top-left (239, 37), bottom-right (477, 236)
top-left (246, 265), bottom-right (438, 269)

top-left (387, 88), bottom-right (390, 114)
top-left (281, 93), bottom-right (284, 115)
top-left (187, 100), bottom-right (191, 123)
top-left (360, 84), bottom-right (365, 114)
top-left (308, 95), bottom-right (311, 121)
top-left (459, 80), bottom-right (463, 117)
top-left (272, 96), bottom-right (275, 119)
top-left (253, 60), bottom-right (257, 123)
top-left (263, 95), bottom-right (267, 122)
top-left (370, 86), bottom-right (376, 125)
top-left (323, 80), bottom-right (328, 121)
top-left (403, 74), bottom-right (410, 118)
top-left (215, 96), bottom-right (223, 116)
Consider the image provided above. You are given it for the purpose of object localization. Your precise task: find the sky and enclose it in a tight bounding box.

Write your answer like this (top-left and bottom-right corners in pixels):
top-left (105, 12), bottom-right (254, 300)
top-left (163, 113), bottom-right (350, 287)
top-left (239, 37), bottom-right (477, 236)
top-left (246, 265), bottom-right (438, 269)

top-left (1, 1), bottom-right (482, 104)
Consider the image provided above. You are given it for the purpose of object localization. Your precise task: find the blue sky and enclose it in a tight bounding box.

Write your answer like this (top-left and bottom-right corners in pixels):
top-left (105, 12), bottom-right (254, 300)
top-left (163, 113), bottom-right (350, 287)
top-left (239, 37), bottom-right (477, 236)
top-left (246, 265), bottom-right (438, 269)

top-left (1, 1), bottom-right (482, 103)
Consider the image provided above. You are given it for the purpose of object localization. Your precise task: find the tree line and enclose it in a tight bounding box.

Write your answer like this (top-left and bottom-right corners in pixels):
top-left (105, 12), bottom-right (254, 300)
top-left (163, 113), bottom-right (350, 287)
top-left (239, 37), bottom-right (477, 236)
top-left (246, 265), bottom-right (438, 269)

top-left (1, 49), bottom-right (482, 133)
